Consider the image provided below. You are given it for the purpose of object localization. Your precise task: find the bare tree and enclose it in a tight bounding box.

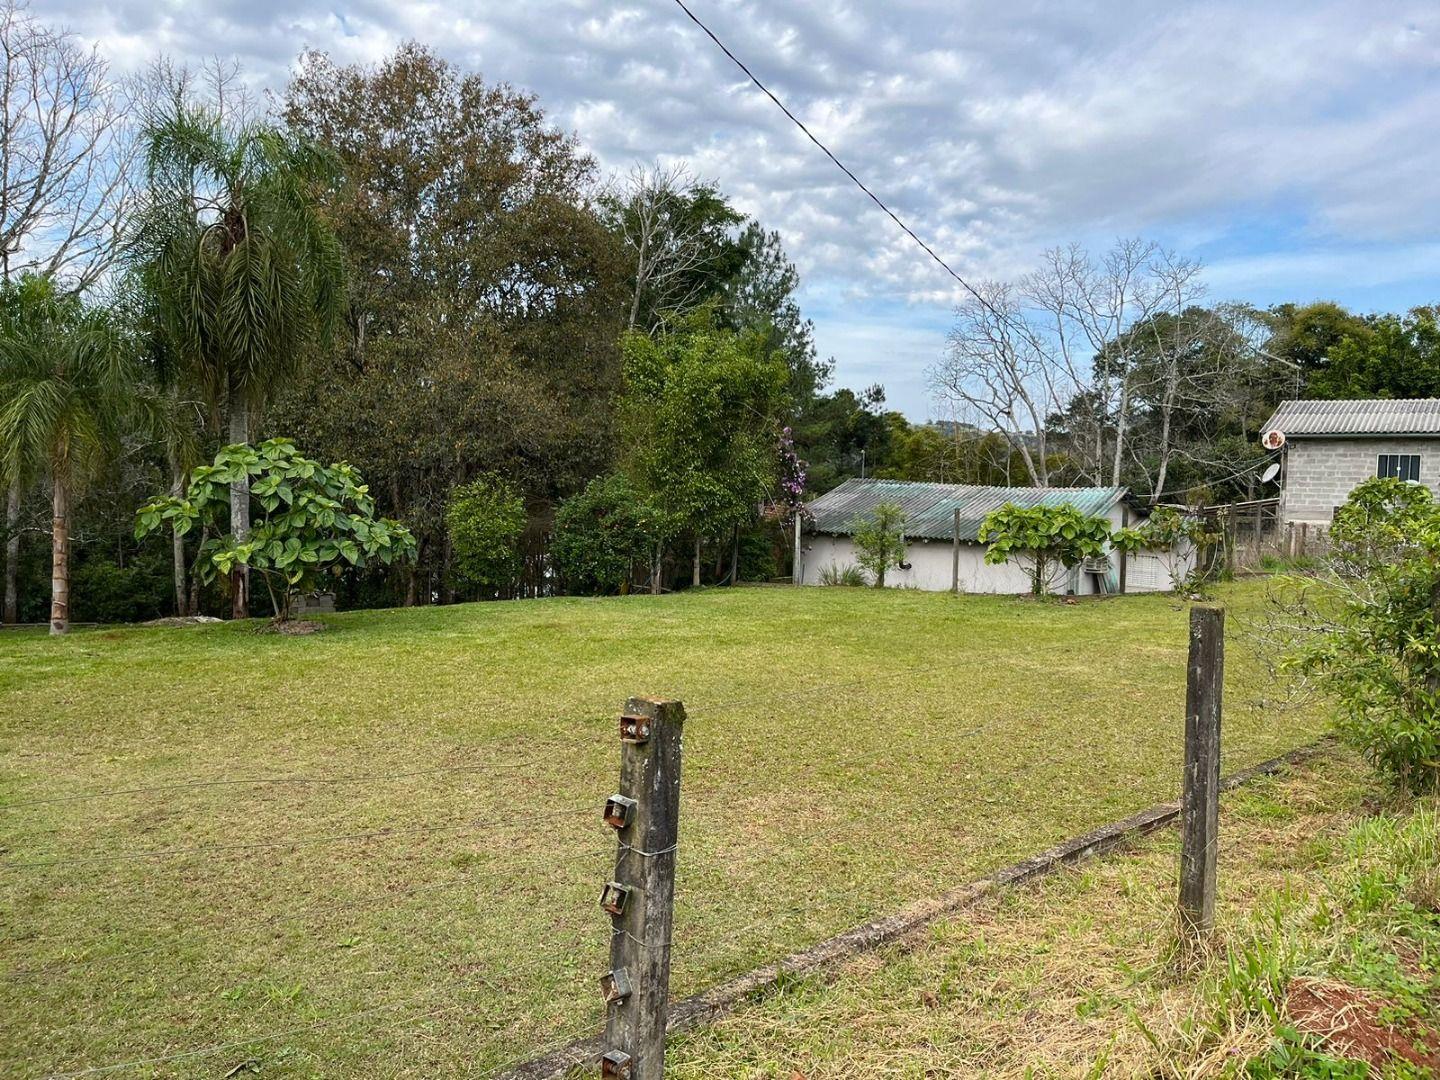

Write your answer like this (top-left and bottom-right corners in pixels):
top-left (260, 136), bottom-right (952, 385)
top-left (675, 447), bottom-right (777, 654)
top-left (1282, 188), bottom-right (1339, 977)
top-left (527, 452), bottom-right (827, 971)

top-left (0, 0), bottom-right (133, 289)
top-left (606, 162), bottom-right (730, 333)
top-left (1021, 239), bottom-right (1163, 486)
top-left (0, 0), bottom-right (134, 623)
top-left (930, 281), bottom-right (1074, 486)
top-left (1136, 249), bottom-right (1209, 497)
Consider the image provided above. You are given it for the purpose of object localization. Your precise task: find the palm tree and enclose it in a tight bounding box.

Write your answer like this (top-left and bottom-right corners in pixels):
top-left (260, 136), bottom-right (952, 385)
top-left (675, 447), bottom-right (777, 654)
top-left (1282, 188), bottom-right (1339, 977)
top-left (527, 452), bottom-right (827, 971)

top-left (132, 100), bottom-right (345, 618)
top-left (0, 275), bottom-right (133, 634)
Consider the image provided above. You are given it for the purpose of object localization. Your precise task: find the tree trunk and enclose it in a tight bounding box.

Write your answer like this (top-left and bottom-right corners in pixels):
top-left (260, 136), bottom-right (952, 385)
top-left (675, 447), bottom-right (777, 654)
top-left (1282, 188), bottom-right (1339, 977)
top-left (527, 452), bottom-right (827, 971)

top-left (50, 468), bottom-right (69, 635)
top-left (1111, 381), bottom-right (1132, 487)
top-left (227, 379), bottom-right (250, 620)
top-left (3, 474), bottom-right (19, 624)
top-left (730, 525), bottom-right (739, 586)
top-left (651, 543), bottom-right (661, 595)
top-left (169, 452), bottom-right (188, 616)
top-left (692, 535), bottom-right (701, 588)
top-left (189, 524), bottom-right (207, 615)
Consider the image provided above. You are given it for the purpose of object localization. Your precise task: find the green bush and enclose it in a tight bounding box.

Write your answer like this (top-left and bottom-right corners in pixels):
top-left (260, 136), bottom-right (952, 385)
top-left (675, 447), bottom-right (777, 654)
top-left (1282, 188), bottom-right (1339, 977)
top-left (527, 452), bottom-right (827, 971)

top-left (1282, 477), bottom-right (1440, 792)
top-left (137, 439), bottom-right (417, 620)
top-left (979, 503), bottom-right (1113, 596)
top-left (850, 502), bottom-right (907, 588)
top-left (446, 473), bottom-right (526, 598)
top-left (70, 554), bottom-right (171, 624)
top-left (551, 474), bottom-right (664, 596)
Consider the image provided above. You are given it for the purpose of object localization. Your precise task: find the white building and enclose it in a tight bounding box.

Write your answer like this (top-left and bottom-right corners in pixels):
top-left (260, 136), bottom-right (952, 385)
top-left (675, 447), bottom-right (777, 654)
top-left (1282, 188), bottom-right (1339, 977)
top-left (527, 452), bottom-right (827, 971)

top-left (799, 478), bottom-right (1185, 594)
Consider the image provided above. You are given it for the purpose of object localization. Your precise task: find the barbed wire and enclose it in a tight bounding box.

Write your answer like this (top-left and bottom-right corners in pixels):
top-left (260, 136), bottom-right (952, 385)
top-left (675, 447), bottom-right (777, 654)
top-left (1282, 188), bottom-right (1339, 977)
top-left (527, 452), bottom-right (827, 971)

top-left (5, 842), bottom-right (615, 979)
top-left (3, 801), bottom-right (599, 871)
top-left (1, 750), bottom-right (594, 810)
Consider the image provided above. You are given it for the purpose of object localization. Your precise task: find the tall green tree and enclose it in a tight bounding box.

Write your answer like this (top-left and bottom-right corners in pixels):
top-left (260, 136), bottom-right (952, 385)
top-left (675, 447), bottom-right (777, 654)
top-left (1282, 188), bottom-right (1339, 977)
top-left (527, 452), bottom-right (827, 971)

top-left (620, 313), bottom-right (789, 587)
top-left (0, 275), bottom-right (134, 634)
top-left (132, 94), bottom-right (345, 618)
top-left (1308, 307), bottom-right (1440, 399)
top-left (276, 45), bottom-right (626, 602)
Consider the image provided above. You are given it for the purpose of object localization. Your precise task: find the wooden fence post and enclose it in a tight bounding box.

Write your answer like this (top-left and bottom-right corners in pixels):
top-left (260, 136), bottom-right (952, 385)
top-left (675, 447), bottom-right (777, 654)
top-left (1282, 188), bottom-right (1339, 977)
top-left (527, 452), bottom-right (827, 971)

top-left (1118, 504), bottom-right (1129, 595)
top-left (600, 697), bottom-right (685, 1079)
top-left (1179, 605), bottom-right (1223, 941)
top-left (1298, 522), bottom-right (1308, 558)
top-left (951, 508), bottom-right (961, 594)
top-left (793, 517), bottom-right (802, 587)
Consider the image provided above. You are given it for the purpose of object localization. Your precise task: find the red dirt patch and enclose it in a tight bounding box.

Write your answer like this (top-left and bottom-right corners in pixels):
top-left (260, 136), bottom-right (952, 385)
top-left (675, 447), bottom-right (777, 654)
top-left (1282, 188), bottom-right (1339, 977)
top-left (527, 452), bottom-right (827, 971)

top-left (1286, 976), bottom-right (1440, 1070)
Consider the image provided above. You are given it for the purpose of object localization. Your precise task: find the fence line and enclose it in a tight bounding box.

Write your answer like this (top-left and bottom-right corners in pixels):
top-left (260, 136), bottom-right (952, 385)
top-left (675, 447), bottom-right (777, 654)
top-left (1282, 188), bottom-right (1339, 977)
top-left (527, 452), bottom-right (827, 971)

top-left (2, 801), bottom-right (597, 871)
top-left (2, 755), bottom-right (568, 809)
top-left (12, 614), bottom-right (1266, 1079)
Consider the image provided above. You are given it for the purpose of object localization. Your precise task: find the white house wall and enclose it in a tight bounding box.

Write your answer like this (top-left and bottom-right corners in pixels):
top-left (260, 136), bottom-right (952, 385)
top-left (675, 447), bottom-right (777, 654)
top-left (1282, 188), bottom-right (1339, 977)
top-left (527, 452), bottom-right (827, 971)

top-left (800, 502), bottom-right (1187, 595)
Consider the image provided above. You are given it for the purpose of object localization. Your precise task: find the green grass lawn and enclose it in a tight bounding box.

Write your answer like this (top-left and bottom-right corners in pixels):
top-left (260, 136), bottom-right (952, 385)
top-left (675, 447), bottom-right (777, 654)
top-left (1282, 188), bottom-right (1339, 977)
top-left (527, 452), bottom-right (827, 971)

top-left (0, 582), bottom-right (1327, 1078)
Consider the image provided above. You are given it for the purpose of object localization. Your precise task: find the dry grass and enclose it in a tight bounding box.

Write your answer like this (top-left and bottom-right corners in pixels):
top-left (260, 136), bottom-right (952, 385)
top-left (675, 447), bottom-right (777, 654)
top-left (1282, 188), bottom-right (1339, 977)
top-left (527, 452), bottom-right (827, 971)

top-left (0, 581), bottom-right (1325, 1077)
top-left (664, 751), bottom-right (1440, 1079)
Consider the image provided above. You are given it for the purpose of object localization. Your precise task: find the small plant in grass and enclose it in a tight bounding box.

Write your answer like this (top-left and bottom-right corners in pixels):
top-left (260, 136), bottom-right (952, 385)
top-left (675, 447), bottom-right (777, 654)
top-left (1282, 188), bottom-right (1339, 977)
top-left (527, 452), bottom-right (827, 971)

top-left (136, 439), bottom-right (415, 622)
top-left (850, 502), bottom-right (907, 588)
top-left (1276, 477), bottom-right (1440, 793)
top-left (818, 563), bottom-right (867, 587)
top-left (979, 504), bottom-right (1114, 597)
top-left (445, 473), bottom-right (526, 598)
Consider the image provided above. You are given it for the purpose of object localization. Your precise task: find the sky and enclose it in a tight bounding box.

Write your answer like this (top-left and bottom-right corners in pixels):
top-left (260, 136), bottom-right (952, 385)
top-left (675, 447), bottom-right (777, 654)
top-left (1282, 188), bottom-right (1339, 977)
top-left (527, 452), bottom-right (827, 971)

top-left (49, 0), bottom-right (1440, 417)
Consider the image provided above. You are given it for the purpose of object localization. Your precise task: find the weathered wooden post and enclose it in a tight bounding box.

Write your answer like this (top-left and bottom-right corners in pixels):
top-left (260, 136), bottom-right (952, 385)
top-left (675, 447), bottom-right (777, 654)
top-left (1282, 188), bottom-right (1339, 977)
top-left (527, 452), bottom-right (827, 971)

top-left (600, 697), bottom-right (685, 1079)
top-left (1179, 605), bottom-right (1223, 941)
top-left (1298, 522), bottom-right (1309, 558)
top-left (1118, 504), bottom-right (1129, 595)
top-left (793, 517), bottom-right (803, 587)
top-left (951, 507), bottom-right (961, 594)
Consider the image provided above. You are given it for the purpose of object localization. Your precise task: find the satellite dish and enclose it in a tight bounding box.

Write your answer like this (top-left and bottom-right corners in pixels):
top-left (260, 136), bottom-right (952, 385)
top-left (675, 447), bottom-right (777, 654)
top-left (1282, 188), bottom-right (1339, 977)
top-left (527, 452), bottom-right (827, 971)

top-left (1261, 429), bottom-right (1286, 450)
top-left (1260, 463), bottom-right (1281, 484)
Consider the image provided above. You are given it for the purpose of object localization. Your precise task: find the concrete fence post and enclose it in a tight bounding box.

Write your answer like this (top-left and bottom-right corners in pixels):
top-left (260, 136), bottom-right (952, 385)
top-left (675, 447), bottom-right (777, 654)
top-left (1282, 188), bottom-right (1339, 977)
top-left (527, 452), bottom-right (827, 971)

top-left (600, 697), bottom-right (685, 1079)
top-left (1179, 605), bottom-right (1223, 941)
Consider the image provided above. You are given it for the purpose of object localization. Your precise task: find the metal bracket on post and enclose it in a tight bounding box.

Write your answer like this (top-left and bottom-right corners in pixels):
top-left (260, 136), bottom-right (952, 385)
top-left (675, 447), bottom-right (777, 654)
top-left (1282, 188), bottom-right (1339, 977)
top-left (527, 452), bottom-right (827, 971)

top-left (599, 696), bottom-right (684, 1080)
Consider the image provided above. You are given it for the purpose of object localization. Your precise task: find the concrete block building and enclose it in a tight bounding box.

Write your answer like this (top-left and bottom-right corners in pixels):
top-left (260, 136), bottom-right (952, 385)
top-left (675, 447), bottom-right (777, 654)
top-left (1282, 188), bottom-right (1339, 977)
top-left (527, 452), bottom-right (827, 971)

top-left (1261, 399), bottom-right (1440, 526)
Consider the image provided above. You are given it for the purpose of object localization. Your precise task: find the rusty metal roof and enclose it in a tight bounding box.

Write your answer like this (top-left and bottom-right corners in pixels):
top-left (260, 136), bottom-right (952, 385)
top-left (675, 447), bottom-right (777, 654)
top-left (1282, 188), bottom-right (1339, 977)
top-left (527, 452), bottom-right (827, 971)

top-left (805, 479), bottom-right (1129, 541)
top-left (1262, 399), bottom-right (1440, 437)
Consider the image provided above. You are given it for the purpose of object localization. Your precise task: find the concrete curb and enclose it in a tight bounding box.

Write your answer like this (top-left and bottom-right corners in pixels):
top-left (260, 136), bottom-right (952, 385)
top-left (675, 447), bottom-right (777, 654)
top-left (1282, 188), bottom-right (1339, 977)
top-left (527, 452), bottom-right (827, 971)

top-left (501, 739), bottom-right (1331, 1079)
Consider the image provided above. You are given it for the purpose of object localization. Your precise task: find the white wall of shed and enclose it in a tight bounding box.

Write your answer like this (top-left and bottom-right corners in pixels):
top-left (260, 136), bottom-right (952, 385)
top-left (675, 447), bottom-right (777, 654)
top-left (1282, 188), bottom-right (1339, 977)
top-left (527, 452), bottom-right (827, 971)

top-left (798, 501), bottom-right (1187, 594)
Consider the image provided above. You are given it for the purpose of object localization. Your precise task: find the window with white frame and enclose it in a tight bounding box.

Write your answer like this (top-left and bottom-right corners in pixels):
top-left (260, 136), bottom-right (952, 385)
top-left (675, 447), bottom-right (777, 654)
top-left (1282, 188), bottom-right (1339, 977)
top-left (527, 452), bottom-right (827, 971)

top-left (1377, 454), bottom-right (1422, 482)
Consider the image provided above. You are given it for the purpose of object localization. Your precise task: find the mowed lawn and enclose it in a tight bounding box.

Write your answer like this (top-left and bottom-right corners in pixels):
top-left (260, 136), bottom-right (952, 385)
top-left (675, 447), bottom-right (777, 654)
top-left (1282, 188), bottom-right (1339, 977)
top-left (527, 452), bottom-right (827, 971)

top-left (0, 581), bottom-right (1326, 1078)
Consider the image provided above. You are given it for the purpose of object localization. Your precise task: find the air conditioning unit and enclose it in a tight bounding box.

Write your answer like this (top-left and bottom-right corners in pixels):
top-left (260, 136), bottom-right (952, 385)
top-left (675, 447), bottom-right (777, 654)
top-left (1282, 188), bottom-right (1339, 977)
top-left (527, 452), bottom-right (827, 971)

top-left (1082, 555), bottom-right (1112, 574)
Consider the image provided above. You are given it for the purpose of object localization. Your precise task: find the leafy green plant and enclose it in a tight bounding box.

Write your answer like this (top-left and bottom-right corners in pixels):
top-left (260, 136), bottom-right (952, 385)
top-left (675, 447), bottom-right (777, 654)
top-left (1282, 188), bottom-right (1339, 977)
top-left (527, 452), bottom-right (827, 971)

top-left (818, 562), bottom-right (868, 587)
top-left (1278, 477), bottom-right (1440, 793)
top-left (551, 474), bottom-right (669, 596)
top-left (136, 439), bottom-right (415, 622)
top-left (1113, 506), bottom-right (1220, 593)
top-left (979, 504), bottom-right (1114, 597)
top-left (445, 474), bottom-right (526, 598)
top-left (850, 502), bottom-right (907, 588)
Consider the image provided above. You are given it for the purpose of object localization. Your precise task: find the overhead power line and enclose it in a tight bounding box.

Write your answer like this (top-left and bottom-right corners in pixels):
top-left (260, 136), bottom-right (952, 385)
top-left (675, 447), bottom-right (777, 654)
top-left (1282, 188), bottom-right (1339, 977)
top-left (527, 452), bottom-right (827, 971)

top-left (669, 0), bottom-right (1001, 318)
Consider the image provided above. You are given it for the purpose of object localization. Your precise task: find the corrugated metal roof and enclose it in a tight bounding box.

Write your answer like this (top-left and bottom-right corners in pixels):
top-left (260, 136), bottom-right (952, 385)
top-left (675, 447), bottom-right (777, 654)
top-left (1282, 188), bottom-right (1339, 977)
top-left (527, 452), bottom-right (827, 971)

top-left (805, 479), bottom-right (1128, 541)
top-left (1262, 399), bottom-right (1440, 436)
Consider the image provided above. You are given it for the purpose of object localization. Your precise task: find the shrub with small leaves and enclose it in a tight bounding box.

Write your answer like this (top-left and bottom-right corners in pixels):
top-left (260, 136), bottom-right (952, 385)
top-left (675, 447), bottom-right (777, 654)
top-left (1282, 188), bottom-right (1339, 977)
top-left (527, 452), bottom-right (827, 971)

top-left (1279, 477), bottom-right (1440, 792)
top-left (445, 474), bottom-right (527, 598)
top-left (850, 502), bottom-right (907, 588)
top-left (136, 439), bottom-right (415, 620)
